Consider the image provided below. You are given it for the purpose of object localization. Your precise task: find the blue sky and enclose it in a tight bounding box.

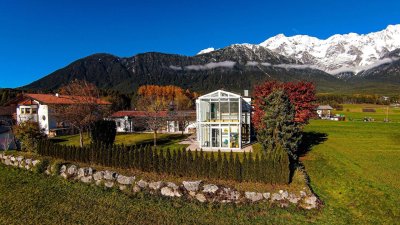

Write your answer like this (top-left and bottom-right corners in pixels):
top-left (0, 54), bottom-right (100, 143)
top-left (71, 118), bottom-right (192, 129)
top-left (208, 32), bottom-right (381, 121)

top-left (1, 0), bottom-right (400, 88)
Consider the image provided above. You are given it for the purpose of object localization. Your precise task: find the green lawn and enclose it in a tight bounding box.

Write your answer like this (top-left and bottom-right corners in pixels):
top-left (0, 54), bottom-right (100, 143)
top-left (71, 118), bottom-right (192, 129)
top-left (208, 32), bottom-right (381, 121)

top-left (51, 132), bottom-right (190, 149)
top-left (301, 120), bottom-right (400, 224)
top-left (334, 104), bottom-right (400, 122)
top-left (0, 165), bottom-right (315, 225)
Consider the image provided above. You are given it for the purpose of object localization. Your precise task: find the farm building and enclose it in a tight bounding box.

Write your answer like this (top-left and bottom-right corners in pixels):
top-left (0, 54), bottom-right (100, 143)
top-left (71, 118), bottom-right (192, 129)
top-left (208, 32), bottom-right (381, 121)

top-left (196, 90), bottom-right (252, 150)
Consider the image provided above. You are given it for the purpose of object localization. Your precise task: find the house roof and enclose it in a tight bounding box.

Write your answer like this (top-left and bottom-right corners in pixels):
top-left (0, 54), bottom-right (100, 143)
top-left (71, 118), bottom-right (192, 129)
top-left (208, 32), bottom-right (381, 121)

top-left (198, 90), bottom-right (242, 99)
top-left (21, 93), bottom-right (111, 105)
top-left (317, 105), bottom-right (333, 110)
top-left (110, 110), bottom-right (168, 118)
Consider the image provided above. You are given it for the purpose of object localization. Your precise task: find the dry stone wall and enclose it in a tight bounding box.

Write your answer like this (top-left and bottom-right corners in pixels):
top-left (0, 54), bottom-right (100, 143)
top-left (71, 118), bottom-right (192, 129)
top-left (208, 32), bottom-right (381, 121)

top-left (0, 153), bottom-right (320, 209)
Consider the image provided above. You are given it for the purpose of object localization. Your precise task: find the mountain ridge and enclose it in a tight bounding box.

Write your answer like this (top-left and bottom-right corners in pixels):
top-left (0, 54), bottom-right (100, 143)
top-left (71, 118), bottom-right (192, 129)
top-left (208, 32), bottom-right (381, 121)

top-left (22, 25), bottom-right (400, 94)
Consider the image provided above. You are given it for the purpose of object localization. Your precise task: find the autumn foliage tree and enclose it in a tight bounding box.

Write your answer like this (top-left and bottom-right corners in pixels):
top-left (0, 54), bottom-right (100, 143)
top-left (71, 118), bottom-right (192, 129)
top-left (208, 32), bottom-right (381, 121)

top-left (137, 85), bottom-right (198, 110)
top-left (136, 85), bottom-right (198, 145)
top-left (252, 81), bottom-right (316, 131)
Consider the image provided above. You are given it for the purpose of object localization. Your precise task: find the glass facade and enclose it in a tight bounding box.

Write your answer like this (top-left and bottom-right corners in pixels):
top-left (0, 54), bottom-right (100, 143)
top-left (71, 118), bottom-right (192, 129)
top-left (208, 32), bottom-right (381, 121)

top-left (196, 90), bottom-right (251, 150)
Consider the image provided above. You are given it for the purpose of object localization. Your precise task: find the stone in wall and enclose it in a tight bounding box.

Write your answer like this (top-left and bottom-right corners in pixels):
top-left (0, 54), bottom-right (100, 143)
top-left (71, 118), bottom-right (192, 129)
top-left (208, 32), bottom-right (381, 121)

top-left (245, 192), bottom-right (264, 202)
top-left (182, 181), bottom-right (202, 192)
top-left (117, 175), bottom-right (135, 185)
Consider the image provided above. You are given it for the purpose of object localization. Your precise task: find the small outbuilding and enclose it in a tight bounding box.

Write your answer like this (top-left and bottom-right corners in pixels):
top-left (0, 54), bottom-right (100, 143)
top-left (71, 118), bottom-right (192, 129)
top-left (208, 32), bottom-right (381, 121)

top-left (316, 105), bottom-right (333, 119)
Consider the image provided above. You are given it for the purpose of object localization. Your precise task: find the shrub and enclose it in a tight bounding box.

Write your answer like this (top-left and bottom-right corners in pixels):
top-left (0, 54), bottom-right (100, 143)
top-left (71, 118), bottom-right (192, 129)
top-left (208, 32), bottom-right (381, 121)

top-left (13, 121), bottom-right (46, 153)
top-left (90, 120), bottom-right (116, 145)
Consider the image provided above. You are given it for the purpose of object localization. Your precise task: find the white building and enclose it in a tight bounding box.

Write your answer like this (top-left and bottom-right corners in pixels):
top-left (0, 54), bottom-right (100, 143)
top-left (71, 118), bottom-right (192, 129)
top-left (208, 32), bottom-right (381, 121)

top-left (316, 105), bottom-right (333, 119)
top-left (196, 90), bottom-right (252, 150)
top-left (16, 93), bottom-right (110, 135)
top-left (109, 110), bottom-right (196, 133)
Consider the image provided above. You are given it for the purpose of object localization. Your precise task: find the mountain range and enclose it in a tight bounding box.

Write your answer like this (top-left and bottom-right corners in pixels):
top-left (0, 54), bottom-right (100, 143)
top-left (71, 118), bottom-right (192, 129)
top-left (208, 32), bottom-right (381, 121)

top-left (22, 25), bottom-right (400, 94)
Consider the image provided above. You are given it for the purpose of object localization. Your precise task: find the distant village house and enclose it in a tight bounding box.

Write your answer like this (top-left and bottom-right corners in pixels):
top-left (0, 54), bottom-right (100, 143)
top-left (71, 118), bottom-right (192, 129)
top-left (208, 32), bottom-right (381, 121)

top-left (16, 93), bottom-right (111, 136)
top-left (108, 110), bottom-right (196, 133)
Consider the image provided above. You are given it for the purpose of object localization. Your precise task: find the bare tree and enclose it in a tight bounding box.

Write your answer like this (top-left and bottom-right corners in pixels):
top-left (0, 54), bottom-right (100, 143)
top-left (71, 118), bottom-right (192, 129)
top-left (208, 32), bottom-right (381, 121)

top-left (51, 80), bottom-right (110, 147)
top-left (137, 97), bottom-right (168, 147)
top-left (174, 111), bottom-right (196, 136)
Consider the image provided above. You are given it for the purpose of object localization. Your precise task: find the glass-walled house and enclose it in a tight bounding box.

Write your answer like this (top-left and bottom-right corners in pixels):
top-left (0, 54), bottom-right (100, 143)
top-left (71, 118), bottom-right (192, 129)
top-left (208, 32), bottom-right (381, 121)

top-left (196, 90), bottom-right (251, 150)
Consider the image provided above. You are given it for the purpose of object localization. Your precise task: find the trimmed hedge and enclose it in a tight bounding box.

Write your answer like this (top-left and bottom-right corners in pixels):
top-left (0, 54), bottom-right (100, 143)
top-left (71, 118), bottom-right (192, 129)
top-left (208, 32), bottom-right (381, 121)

top-left (90, 120), bottom-right (116, 145)
top-left (37, 141), bottom-right (289, 184)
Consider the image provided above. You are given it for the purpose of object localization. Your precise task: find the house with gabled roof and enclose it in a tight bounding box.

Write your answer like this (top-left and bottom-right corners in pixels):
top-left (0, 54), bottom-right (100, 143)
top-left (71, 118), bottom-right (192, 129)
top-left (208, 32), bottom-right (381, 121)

top-left (196, 90), bottom-right (252, 150)
top-left (316, 105), bottom-right (333, 119)
top-left (16, 93), bottom-right (111, 135)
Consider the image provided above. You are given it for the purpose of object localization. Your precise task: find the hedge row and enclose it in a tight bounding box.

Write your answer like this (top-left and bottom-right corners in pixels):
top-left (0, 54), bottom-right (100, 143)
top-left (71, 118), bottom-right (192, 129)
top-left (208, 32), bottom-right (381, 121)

top-left (37, 141), bottom-right (289, 184)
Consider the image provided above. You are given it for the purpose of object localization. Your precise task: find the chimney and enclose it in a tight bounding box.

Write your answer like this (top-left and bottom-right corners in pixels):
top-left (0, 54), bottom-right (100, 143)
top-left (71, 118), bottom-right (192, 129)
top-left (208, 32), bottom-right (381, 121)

top-left (55, 93), bottom-right (59, 97)
top-left (244, 90), bottom-right (249, 97)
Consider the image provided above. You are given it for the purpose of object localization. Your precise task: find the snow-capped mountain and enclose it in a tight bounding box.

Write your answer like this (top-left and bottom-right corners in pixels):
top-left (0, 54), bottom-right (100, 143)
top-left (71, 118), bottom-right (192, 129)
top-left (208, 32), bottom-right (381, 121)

top-left (259, 24), bottom-right (400, 74)
top-left (197, 47), bottom-right (215, 55)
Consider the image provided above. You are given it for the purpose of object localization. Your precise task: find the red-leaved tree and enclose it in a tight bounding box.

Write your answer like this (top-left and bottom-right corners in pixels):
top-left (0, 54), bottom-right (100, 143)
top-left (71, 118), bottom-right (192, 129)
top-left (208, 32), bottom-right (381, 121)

top-left (252, 81), bottom-right (316, 130)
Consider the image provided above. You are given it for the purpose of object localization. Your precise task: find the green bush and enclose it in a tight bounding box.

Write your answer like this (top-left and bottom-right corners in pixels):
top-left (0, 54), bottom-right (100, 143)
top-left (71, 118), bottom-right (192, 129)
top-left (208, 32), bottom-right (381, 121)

top-left (90, 120), bottom-right (116, 145)
top-left (13, 121), bottom-right (46, 152)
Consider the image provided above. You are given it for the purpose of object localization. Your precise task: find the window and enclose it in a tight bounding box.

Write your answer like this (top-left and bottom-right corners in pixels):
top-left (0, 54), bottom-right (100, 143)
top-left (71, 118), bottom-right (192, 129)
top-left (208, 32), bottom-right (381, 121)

top-left (26, 108), bottom-right (31, 114)
top-left (117, 121), bottom-right (121, 127)
top-left (230, 101), bottom-right (239, 120)
top-left (32, 108), bottom-right (37, 114)
top-left (210, 102), bottom-right (219, 120)
top-left (20, 108), bottom-right (25, 114)
top-left (220, 102), bottom-right (229, 120)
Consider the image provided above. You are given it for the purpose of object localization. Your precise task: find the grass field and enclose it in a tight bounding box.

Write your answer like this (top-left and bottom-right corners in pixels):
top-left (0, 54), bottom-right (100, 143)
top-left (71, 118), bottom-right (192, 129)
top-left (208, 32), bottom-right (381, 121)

top-left (51, 133), bottom-right (190, 149)
top-left (334, 104), bottom-right (400, 122)
top-left (0, 165), bottom-right (316, 225)
top-left (301, 120), bottom-right (400, 224)
top-left (1, 104), bottom-right (400, 224)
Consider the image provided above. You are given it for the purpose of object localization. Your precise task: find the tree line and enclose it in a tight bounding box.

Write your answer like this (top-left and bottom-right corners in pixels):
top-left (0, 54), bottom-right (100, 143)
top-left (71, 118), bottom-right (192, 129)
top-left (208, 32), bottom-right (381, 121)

top-left (316, 93), bottom-right (399, 105)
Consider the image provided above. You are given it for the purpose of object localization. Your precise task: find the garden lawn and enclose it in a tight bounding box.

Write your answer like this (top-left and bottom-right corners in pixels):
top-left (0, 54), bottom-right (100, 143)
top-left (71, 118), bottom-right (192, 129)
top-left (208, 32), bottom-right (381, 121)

top-left (0, 165), bottom-right (315, 225)
top-left (52, 133), bottom-right (189, 149)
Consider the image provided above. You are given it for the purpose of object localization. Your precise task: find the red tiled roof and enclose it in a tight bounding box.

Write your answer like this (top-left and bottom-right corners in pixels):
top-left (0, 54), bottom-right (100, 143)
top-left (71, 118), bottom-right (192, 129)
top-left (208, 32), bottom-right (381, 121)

top-left (22, 93), bottom-right (111, 105)
top-left (110, 110), bottom-right (168, 118)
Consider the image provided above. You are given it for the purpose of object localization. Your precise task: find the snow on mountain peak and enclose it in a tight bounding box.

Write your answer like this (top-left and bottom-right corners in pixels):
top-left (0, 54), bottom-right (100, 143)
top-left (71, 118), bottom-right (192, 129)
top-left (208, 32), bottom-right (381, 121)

top-left (260, 24), bottom-right (400, 74)
top-left (197, 47), bottom-right (215, 55)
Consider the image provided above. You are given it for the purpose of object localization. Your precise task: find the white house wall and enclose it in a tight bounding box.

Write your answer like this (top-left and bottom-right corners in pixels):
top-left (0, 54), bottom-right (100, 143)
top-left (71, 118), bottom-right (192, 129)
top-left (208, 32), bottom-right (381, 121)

top-left (38, 104), bottom-right (51, 134)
